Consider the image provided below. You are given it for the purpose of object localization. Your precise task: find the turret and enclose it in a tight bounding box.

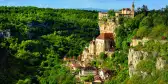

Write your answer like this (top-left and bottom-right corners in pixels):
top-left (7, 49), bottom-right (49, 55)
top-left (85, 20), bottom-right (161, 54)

top-left (131, 2), bottom-right (135, 18)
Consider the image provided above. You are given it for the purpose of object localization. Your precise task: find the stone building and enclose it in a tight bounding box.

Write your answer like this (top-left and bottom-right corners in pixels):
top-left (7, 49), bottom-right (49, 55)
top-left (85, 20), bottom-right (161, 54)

top-left (99, 2), bottom-right (135, 19)
top-left (115, 2), bottom-right (135, 18)
top-left (80, 21), bottom-right (116, 63)
top-left (95, 33), bottom-right (115, 55)
top-left (79, 2), bottom-right (135, 65)
top-left (98, 12), bottom-right (108, 20)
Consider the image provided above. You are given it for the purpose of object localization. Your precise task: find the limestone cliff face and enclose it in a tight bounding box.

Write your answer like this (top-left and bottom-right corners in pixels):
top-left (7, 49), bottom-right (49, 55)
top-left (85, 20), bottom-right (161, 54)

top-left (128, 49), bottom-right (149, 77)
top-left (79, 18), bottom-right (117, 65)
top-left (156, 57), bottom-right (167, 70)
top-left (130, 38), bottom-right (168, 47)
top-left (99, 19), bottom-right (117, 35)
top-left (128, 49), bottom-right (168, 77)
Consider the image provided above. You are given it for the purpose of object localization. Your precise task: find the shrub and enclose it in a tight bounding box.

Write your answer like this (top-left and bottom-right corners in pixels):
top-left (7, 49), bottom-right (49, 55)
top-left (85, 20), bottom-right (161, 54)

top-left (136, 60), bottom-right (155, 73)
top-left (84, 75), bottom-right (94, 82)
top-left (136, 27), bottom-right (149, 38)
top-left (99, 52), bottom-right (107, 60)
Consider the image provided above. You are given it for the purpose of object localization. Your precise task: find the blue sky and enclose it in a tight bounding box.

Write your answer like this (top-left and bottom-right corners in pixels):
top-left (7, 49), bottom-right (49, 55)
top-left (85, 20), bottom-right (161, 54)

top-left (0, 0), bottom-right (168, 10)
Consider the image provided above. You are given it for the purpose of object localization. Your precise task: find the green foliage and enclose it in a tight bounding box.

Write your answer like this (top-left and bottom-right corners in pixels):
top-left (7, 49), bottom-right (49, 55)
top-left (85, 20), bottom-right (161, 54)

top-left (103, 51), bottom-right (128, 84)
top-left (149, 25), bottom-right (167, 39)
top-left (132, 41), bottom-right (168, 84)
top-left (141, 41), bottom-right (168, 59)
top-left (122, 41), bottom-right (129, 50)
top-left (136, 27), bottom-right (149, 38)
top-left (136, 5), bottom-right (148, 15)
top-left (139, 16), bottom-right (153, 28)
top-left (114, 5), bottom-right (168, 84)
top-left (118, 17), bottom-right (124, 24)
top-left (99, 52), bottom-right (107, 60)
top-left (136, 60), bottom-right (155, 73)
top-left (128, 70), bottom-right (168, 84)
top-left (108, 10), bottom-right (115, 18)
top-left (84, 75), bottom-right (94, 82)
top-left (16, 78), bottom-right (31, 84)
top-left (1, 5), bottom-right (168, 84)
top-left (0, 6), bottom-right (98, 84)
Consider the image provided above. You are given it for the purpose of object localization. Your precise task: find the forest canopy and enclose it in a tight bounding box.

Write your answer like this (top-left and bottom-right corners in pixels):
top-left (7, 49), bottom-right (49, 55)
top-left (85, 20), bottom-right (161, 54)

top-left (0, 6), bottom-right (98, 84)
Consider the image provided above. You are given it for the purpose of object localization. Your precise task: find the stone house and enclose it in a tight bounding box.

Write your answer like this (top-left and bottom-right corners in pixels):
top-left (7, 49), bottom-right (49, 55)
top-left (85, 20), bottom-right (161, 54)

top-left (99, 2), bottom-right (134, 19)
top-left (115, 2), bottom-right (135, 18)
top-left (96, 33), bottom-right (115, 55)
top-left (79, 2), bottom-right (135, 66)
top-left (79, 66), bottom-right (97, 77)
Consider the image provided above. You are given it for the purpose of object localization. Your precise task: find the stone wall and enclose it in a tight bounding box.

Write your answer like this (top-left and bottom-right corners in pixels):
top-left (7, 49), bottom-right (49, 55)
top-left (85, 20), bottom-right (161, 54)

top-left (88, 41), bottom-right (96, 55)
top-left (79, 12), bottom-right (118, 66)
top-left (95, 39), bottom-right (105, 55)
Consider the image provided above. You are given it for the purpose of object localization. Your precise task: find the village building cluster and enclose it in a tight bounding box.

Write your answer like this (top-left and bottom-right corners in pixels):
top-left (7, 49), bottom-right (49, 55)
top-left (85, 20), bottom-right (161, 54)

top-left (64, 58), bottom-right (114, 83)
top-left (64, 2), bottom-right (135, 83)
top-left (99, 2), bottom-right (135, 19)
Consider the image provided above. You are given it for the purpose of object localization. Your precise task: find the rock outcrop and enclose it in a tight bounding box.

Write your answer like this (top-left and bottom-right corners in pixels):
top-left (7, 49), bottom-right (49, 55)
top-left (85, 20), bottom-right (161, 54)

top-left (99, 19), bottom-right (117, 36)
top-left (128, 49), bottom-right (168, 77)
top-left (156, 57), bottom-right (167, 70)
top-left (130, 38), bottom-right (149, 47)
top-left (128, 49), bottom-right (149, 77)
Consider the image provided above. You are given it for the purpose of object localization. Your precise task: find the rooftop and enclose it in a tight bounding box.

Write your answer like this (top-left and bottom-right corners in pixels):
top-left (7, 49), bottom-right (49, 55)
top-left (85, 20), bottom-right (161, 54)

top-left (96, 33), bottom-right (114, 40)
top-left (122, 8), bottom-right (131, 11)
top-left (82, 66), bottom-right (97, 71)
top-left (99, 12), bottom-right (108, 14)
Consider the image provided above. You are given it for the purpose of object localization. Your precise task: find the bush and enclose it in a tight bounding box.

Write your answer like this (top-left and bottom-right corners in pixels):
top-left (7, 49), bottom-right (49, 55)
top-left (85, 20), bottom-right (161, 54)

top-left (16, 78), bottom-right (31, 84)
top-left (136, 60), bottom-right (155, 73)
top-left (149, 25), bottom-right (167, 39)
top-left (84, 75), bottom-right (94, 82)
top-left (99, 52), bottom-right (107, 60)
top-left (136, 27), bottom-right (149, 38)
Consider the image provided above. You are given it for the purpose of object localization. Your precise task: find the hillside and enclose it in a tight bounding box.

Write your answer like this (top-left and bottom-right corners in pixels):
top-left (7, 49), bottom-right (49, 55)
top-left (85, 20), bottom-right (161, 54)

top-left (0, 5), bottom-right (168, 84)
top-left (106, 6), bottom-right (168, 83)
top-left (0, 6), bottom-right (98, 84)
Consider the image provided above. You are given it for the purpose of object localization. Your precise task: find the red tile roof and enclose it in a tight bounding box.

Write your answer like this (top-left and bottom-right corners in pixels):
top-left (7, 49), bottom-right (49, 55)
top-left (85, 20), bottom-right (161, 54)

top-left (71, 63), bottom-right (81, 68)
top-left (96, 33), bottom-right (114, 40)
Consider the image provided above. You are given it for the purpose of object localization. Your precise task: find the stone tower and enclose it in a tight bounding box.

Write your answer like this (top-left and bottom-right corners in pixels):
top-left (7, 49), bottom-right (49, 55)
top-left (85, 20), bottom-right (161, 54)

top-left (131, 2), bottom-right (135, 18)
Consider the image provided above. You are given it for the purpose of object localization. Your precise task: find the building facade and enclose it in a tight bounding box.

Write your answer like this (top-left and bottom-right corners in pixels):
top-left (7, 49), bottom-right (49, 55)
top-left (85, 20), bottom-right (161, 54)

top-left (115, 2), bottom-right (135, 18)
top-left (79, 2), bottom-right (135, 64)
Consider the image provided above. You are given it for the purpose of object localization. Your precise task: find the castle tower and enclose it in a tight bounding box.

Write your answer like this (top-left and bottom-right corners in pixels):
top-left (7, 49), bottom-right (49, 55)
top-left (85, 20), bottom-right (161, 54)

top-left (131, 2), bottom-right (135, 18)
